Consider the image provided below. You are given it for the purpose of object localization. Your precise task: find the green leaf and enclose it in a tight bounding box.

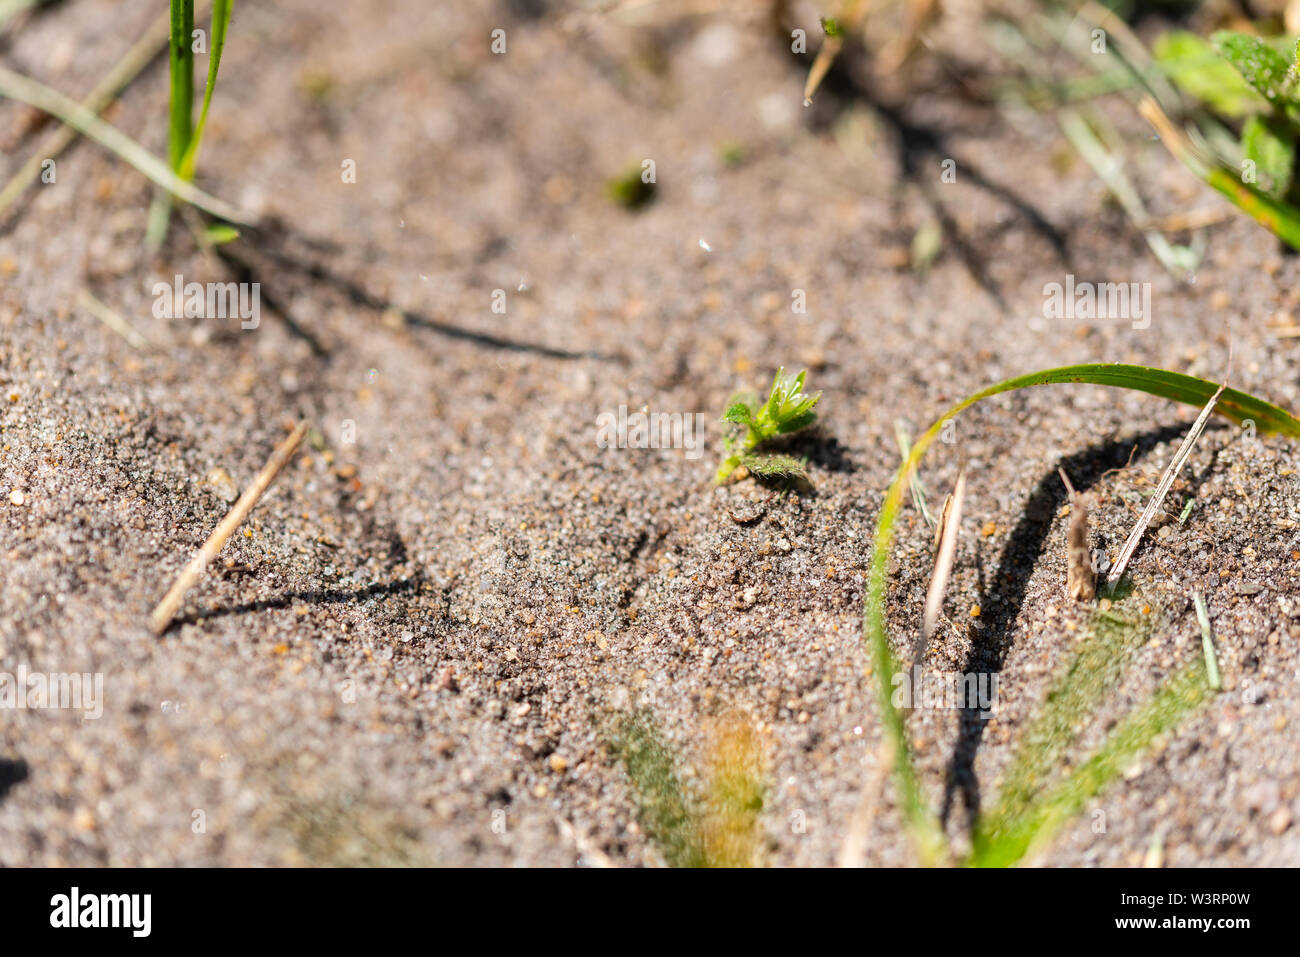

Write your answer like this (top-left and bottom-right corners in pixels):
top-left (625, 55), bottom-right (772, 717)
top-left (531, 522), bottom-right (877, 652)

top-left (773, 410), bottom-right (817, 435)
top-left (1242, 113), bottom-right (1296, 198)
top-left (1153, 31), bottom-right (1268, 117)
top-left (1212, 31), bottom-right (1297, 105)
top-left (722, 401), bottom-right (755, 426)
top-left (863, 363), bottom-right (1300, 865)
top-left (739, 452), bottom-right (807, 479)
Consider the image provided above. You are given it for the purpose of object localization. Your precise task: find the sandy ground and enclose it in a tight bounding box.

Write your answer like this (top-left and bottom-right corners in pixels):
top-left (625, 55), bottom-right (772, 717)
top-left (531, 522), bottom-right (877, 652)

top-left (1, 0), bottom-right (1298, 866)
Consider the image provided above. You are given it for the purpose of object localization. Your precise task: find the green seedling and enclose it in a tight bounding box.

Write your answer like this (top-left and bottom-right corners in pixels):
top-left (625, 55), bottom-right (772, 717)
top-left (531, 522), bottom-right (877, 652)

top-left (149, 0), bottom-right (237, 246)
top-left (716, 367), bottom-right (821, 484)
top-left (606, 164), bottom-right (656, 210)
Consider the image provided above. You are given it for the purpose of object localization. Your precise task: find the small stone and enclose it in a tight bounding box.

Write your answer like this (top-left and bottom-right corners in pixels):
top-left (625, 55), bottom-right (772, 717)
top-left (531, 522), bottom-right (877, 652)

top-left (969, 604), bottom-right (981, 618)
top-left (205, 467), bottom-right (238, 503)
top-left (1269, 807), bottom-right (1293, 835)
top-left (8, 489), bottom-right (23, 506)
top-left (1242, 779), bottom-right (1281, 815)
top-left (548, 754), bottom-right (568, 774)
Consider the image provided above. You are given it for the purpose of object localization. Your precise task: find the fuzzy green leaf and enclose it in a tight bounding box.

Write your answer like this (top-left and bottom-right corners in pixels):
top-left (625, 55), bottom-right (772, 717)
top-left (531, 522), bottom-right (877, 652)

top-left (1153, 31), bottom-right (1268, 117)
top-left (1242, 113), bottom-right (1296, 198)
top-left (722, 401), bottom-right (755, 426)
top-left (739, 452), bottom-right (807, 479)
top-left (1212, 31), bottom-right (1297, 105)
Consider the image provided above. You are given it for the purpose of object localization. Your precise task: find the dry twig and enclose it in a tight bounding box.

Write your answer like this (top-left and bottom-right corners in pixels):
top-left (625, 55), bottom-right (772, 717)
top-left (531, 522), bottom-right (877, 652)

top-left (149, 422), bottom-right (309, 634)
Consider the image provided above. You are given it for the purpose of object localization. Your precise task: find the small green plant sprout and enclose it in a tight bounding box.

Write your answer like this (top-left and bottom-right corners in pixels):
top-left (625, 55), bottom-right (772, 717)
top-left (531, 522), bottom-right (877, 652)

top-left (605, 162), bottom-right (656, 210)
top-left (715, 367), bottom-right (821, 484)
top-left (149, 0), bottom-right (237, 247)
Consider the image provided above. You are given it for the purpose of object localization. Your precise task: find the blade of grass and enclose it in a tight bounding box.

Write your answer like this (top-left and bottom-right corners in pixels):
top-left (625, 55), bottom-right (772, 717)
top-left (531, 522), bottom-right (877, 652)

top-left (614, 710), bottom-right (705, 868)
top-left (1058, 107), bottom-right (1198, 278)
top-left (0, 63), bottom-right (249, 224)
top-left (970, 660), bottom-right (1212, 867)
top-left (894, 420), bottom-right (936, 526)
top-left (76, 289), bottom-right (153, 350)
top-left (1140, 96), bottom-right (1300, 251)
top-left (1107, 382), bottom-right (1224, 587)
top-left (178, 0), bottom-right (233, 182)
top-left (863, 363), bottom-right (1300, 863)
top-left (1193, 592), bottom-right (1222, 692)
top-left (169, 0), bottom-right (194, 170)
top-left (977, 598), bottom-right (1155, 838)
top-left (151, 0), bottom-right (197, 248)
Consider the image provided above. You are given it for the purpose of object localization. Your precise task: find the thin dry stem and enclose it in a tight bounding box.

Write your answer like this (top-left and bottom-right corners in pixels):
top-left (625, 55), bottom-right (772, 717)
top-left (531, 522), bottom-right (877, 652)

top-left (149, 421), bottom-right (309, 634)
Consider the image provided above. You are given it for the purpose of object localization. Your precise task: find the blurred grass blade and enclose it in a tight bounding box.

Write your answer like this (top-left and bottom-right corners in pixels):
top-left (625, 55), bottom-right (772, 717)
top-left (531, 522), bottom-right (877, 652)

top-left (615, 711), bottom-right (704, 868)
top-left (1194, 592), bottom-right (1222, 692)
top-left (864, 363), bottom-right (1300, 864)
top-left (0, 65), bottom-right (247, 223)
top-left (1140, 96), bottom-right (1300, 251)
top-left (179, 0), bottom-right (233, 182)
top-left (971, 661), bottom-right (1212, 867)
top-left (977, 602), bottom-right (1154, 845)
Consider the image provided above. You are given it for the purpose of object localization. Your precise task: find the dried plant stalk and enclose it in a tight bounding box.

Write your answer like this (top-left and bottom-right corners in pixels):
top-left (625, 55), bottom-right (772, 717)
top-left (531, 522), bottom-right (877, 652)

top-left (1058, 468), bottom-right (1095, 602)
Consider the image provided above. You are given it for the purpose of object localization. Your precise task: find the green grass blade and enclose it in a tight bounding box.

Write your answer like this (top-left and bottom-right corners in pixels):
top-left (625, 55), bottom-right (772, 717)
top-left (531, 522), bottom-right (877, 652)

top-left (614, 711), bottom-right (705, 868)
top-left (863, 363), bottom-right (1300, 864)
top-left (969, 661), bottom-right (1212, 867)
top-left (1140, 97), bottom-right (1300, 251)
top-left (979, 603), bottom-right (1154, 838)
top-left (168, 0), bottom-right (194, 171)
top-left (1202, 165), bottom-right (1300, 250)
top-left (178, 0), bottom-right (233, 183)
